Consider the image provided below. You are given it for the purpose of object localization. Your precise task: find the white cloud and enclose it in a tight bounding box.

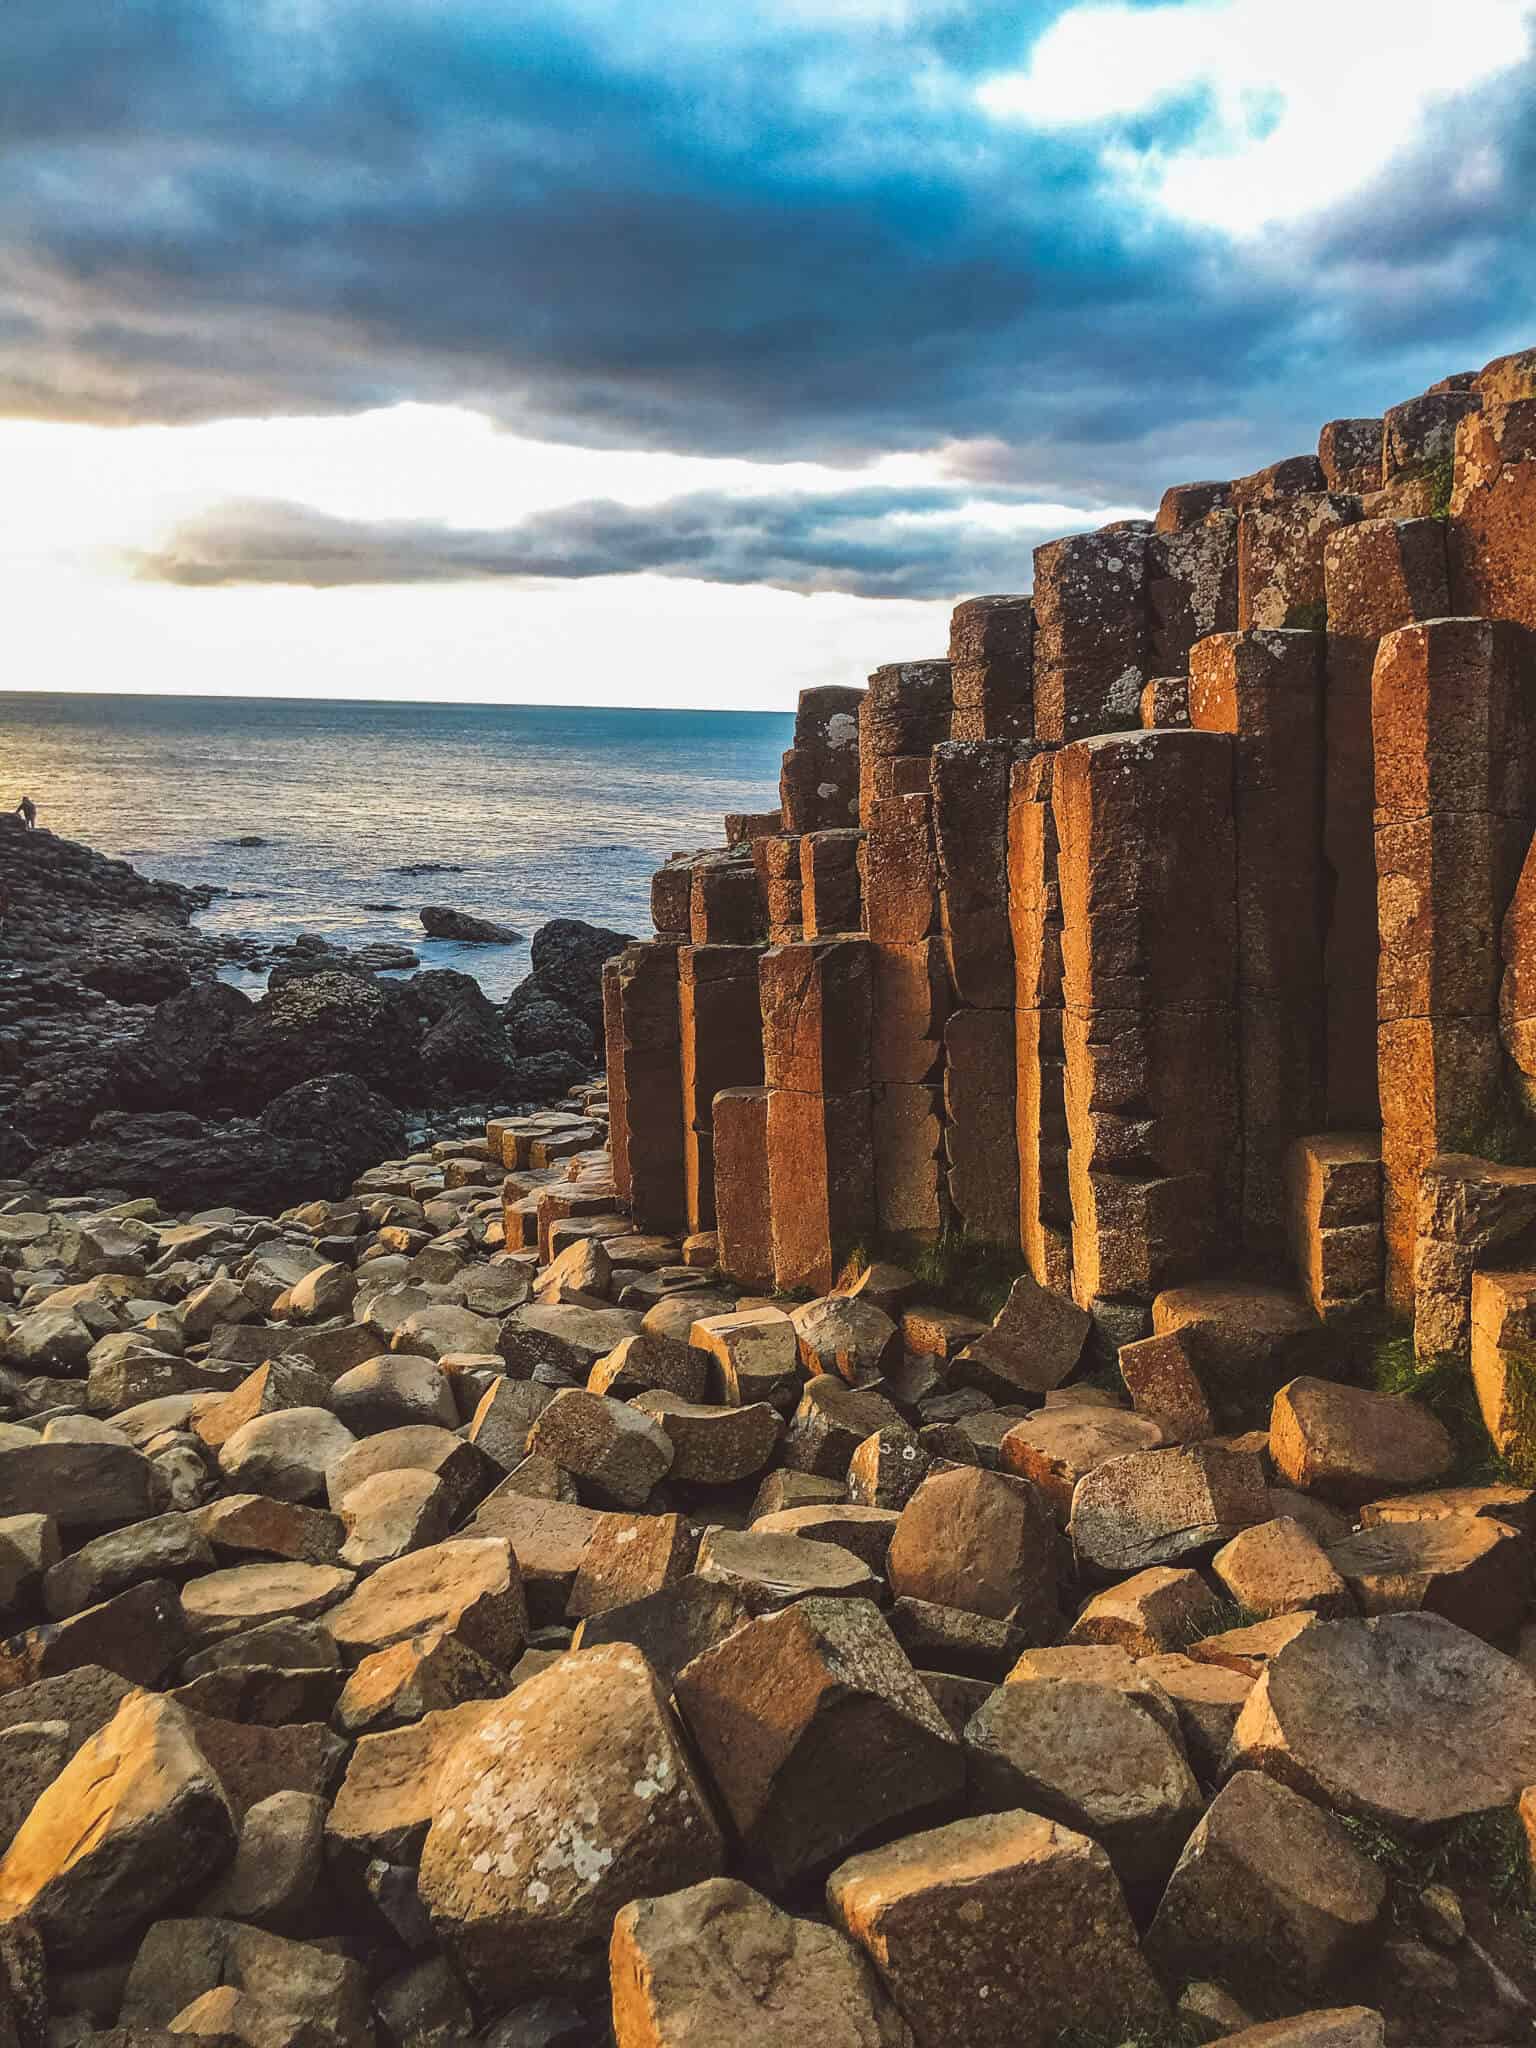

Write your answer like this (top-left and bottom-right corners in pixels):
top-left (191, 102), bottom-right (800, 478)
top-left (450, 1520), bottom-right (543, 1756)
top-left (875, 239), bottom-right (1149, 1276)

top-left (977, 0), bottom-right (1534, 232)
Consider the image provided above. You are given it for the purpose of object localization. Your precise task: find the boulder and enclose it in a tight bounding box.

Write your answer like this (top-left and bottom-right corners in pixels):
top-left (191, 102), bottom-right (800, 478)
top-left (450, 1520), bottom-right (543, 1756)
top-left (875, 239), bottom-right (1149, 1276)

top-left (673, 1597), bottom-right (962, 1889)
top-left (689, 1309), bottom-right (800, 1411)
top-left (323, 1537), bottom-right (527, 1668)
top-left (1070, 1444), bottom-right (1269, 1577)
top-left (950, 1274), bottom-right (1090, 1402)
top-left (1270, 1377), bottom-right (1453, 1506)
top-left (327, 1355), bottom-right (457, 1435)
top-left (218, 1411), bottom-right (357, 1505)
top-left (1324, 1512), bottom-right (1528, 1641)
top-left (886, 1467), bottom-right (1058, 1630)
top-left (827, 1811), bottom-right (1168, 2048)
top-left (0, 1441), bottom-right (161, 1530)
top-left (789, 1297), bottom-right (899, 1386)
top-left (998, 1405), bottom-right (1165, 1519)
top-left (783, 1380), bottom-right (905, 1479)
top-left (1212, 1518), bottom-right (1355, 1620)
top-left (527, 1389), bottom-right (674, 1509)
top-left (179, 1562), bottom-right (354, 1643)
top-left (1227, 1612), bottom-right (1536, 1827)
top-left (42, 1513), bottom-right (214, 1620)
top-left (0, 1690), bottom-right (234, 1959)
top-left (1148, 1769), bottom-right (1386, 1990)
top-left (965, 1676), bottom-right (1203, 1884)
top-left (1067, 1567), bottom-right (1225, 1656)
top-left (419, 1643), bottom-right (723, 2000)
top-left (610, 1877), bottom-right (912, 2048)
top-left (628, 1393), bottom-right (782, 1485)
top-left (694, 1529), bottom-right (880, 1614)
top-left (338, 1468), bottom-right (453, 1570)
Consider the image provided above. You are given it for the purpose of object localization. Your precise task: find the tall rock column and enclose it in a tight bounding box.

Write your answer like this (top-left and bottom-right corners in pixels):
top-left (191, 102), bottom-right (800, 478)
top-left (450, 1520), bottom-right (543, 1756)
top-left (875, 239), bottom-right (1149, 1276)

top-left (1053, 729), bottom-right (1240, 1342)
top-left (864, 789), bottom-right (948, 1247)
top-left (932, 739), bottom-right (1019, 1245)
top-left (1189, 629), bottom-right (1327, 1251)
top-left (760, 937), bottom-right (877, 1291)
top-left (1322, 519), bottom-right (1450, 1125)
top-left (1008, 751), bottom-right (1072, 1292)
top-left (603, 940), bottom-right (687, 1236)
top-left (1147, 485), bottom-right (1238, 677)
top-left (677, 945), bottom-right (764, 1234)
top-left (1373, 617), bottom-right (1536, 1304)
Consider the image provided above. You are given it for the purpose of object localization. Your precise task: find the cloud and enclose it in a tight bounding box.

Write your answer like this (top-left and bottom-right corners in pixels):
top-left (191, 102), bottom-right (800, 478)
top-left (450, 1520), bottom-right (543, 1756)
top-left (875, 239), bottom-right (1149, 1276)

top-left (131, 482), bottom-right (1142, 598)
top-left (1, 0), bottom-right (1533, 499)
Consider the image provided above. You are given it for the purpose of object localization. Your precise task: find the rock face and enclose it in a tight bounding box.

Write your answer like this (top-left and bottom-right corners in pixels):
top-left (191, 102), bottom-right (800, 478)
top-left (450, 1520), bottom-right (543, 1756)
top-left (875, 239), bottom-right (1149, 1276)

top-left (418, 1643), bottom-right (723, 1999)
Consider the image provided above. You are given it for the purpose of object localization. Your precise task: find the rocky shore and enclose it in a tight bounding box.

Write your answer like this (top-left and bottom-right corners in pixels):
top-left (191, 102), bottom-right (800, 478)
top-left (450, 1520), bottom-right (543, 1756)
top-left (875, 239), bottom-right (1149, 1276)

top-left (2, 1095), bottom-right (1536, 2048)
top-left (0, 815), bottom-right (623, 1197)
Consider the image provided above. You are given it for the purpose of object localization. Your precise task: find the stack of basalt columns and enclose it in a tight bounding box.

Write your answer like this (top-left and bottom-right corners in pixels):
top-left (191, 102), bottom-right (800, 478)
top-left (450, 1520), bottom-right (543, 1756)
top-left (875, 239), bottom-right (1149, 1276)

top-left (604, 346), bottom-right (1536, 1384)
top-left (1373, 616), bottom-right (1535, 1306)
top-left (1052, 727), bottom-right (1241, 1344)
top-left (860, 663), bottom-right (954, 1252)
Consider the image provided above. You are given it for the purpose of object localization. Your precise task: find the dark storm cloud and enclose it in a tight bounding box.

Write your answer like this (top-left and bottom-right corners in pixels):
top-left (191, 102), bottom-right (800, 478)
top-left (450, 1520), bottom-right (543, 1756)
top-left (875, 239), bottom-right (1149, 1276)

top-left (131, 484), bottom-right (1099, 599)
top-left (2, 1), bottom-right (1534, 497)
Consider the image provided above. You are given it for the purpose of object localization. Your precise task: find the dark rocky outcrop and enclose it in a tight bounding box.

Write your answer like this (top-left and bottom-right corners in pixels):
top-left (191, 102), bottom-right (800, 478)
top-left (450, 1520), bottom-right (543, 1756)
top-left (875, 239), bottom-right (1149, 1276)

top-left (419, 906), bottom-right (521, 944)
top-left (33, 1073), bottom-right (406, 1209)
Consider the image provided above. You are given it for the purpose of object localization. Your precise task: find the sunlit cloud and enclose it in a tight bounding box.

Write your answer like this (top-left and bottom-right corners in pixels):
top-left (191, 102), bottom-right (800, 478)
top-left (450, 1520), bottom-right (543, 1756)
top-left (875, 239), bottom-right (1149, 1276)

top-left (978, 0), bottom-right (1535, 232)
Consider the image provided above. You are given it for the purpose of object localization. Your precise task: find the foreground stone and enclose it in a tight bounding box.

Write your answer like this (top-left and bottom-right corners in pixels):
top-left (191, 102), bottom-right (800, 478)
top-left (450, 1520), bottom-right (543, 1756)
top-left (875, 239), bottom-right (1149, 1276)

top-left (827, 1811), bottom-right (1168, 2048)
top-left (674, 1598), bottom-right (962, 1889)
top-left (610, 1877), bottom-right (913, 2047)
top-left (0, 1689), bottom-right (235, 1958)
top-left (419, 1643), bottom-right (724, 2000)
top-left (1227, 1612), bottom-right (1536, 1826)
top-left (1148, 1769), bottom-right (1386, 1990)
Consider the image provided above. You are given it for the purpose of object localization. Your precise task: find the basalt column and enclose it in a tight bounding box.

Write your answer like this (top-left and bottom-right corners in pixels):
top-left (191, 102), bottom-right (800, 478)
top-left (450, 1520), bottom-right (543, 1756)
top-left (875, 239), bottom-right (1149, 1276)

top-left (780, 685), bottom-right (864, 833)
top-left (948, 595), bottom-right (1034, 742)
top-left (1053, 729), bottom-right (1240, 1343)
top-left (603, 940), bottom-right (687, 1236)
top-left (1322, 518), bottom-right (1449, 1124)
top-left (858, 663), bottom-right (955, 1248)
top-left (1373, 617), bottom-right (1536, 1305)
top-left (863, 789), bottom-right (948, 1246)
top-left (677, 945), bottom-right (765, 1234)
top-left (1032, 526), bottom-right (1152, 744)
top-left (1189, 629), bottom-right (1327, 1251)
top-left (1008, 750), bottom-right (1071, 1292)
top-left (712, 1086), bottom-right (774, 1292)
top-left (932, 739), bottom-right (1019, 1245)
top-left (761, 937), bottom-right (877, 1292)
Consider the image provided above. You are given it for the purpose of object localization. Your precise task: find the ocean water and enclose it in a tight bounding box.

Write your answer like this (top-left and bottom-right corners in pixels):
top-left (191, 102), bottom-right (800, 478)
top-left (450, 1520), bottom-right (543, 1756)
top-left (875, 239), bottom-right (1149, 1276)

top-left (0, 693), bottom-right (792, 999)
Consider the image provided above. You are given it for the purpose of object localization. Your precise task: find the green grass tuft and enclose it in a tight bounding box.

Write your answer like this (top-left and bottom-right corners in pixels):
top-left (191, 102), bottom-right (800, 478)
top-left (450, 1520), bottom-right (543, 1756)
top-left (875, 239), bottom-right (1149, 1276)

top-left (907, 1228), bottom-right (1028, 1323)
top-left (1336, 1806), bottom-right (1534, 1926)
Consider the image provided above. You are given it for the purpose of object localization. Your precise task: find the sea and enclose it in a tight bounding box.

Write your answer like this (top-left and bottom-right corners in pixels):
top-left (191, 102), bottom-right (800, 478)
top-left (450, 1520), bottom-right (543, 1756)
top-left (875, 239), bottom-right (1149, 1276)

top-left (0, 693), bottom-right (793, 1000)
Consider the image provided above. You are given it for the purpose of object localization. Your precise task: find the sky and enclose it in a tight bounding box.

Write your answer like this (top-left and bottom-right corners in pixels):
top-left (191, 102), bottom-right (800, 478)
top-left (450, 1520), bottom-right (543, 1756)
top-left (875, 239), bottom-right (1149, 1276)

top-left (2, 0), bottom-right (1534, 711)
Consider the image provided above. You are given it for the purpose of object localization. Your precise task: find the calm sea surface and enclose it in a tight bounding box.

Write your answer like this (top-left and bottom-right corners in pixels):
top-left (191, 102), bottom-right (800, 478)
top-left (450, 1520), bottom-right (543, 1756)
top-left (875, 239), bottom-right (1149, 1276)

top-left (0, 694), bottom-right (792, 998)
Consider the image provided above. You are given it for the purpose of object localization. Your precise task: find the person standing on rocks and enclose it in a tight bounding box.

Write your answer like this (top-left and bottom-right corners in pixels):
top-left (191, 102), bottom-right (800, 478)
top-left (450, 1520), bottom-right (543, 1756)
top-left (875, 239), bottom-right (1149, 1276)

top-left (13, 795), bottom-right (35, 829)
